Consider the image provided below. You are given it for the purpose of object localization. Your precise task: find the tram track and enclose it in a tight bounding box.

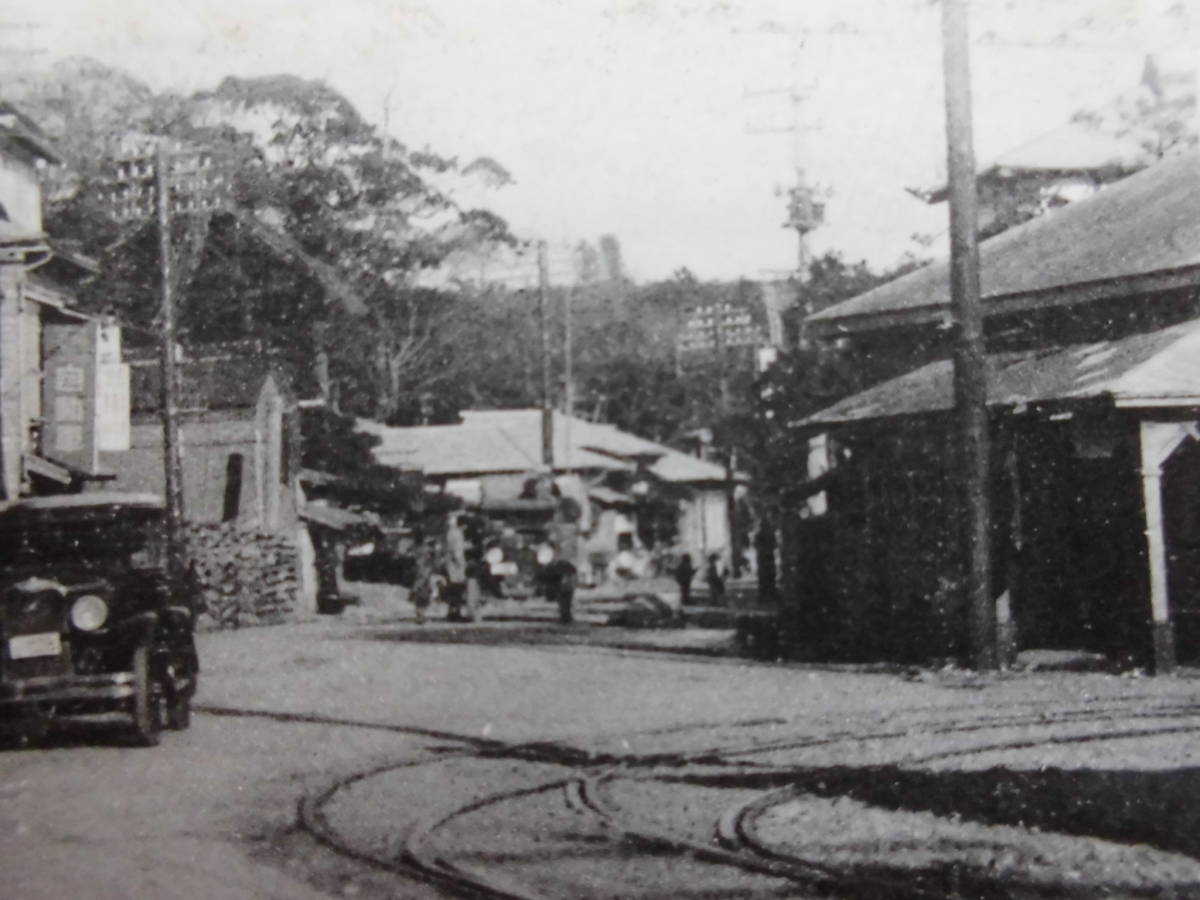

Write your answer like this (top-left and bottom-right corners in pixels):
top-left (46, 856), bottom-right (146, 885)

top-left (294, 692), bottom-right (1200, 899)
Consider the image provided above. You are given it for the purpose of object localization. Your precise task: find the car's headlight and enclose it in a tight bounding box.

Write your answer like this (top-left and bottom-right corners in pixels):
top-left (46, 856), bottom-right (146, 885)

top-left (70, 594), bottom-right (109, 631)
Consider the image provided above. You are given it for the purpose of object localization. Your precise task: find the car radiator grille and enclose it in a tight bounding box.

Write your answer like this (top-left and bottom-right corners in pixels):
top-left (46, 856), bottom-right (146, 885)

top-left (1, 589), bottom-right (71, 680)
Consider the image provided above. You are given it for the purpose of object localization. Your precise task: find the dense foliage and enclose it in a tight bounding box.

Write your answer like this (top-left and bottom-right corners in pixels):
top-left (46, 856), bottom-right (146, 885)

top-left (16, 57), bottom-right (925, 504)
top-left (22, 58), bottom-right (514, 422)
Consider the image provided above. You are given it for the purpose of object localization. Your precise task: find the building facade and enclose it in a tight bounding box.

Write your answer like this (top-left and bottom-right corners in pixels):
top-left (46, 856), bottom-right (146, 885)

top-left (102, 350), bottom-right (296, 535)
top-left (795, 150), bottom-right (1200, 672)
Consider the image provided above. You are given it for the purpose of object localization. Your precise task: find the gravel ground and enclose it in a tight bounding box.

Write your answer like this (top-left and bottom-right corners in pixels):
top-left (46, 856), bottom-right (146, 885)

top-left (219, 618), bottom-right (1200, 897)
top-left (12, 616), bottom-right (1200, 899)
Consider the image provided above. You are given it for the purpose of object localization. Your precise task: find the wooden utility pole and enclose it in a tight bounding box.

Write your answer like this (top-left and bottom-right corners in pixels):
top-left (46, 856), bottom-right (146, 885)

top-left (562, 286), bottom-right (574, 419)
top-left (537, 241), bottom-right (554, 469)
top-left (155, 143), bottom-right (186, 577)
top-left (562, 282), bottom-right (575, 470)
top-left (941, 0), bottom-right (996, 669)
top-left (709, 300), bottom-right (741, 578)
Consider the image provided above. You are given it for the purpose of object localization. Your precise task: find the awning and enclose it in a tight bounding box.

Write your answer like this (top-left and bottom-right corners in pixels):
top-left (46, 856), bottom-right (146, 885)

top-left (588, 486), bottom-right (635, 507)
top-left (24, 454), bottom-right (117, 485)
top-left (477, 498), bottom-right (557, 514)
top-left (300, 503), bottom-right (372, 532)
top-left (800, 318), bottom-right (1200, 429)
top-left (24, 455), bottom-right (71, 485)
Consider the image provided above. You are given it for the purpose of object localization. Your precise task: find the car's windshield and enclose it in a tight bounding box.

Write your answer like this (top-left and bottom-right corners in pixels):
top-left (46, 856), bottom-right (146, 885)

top-left (0, 514), bottom-right (165, 571)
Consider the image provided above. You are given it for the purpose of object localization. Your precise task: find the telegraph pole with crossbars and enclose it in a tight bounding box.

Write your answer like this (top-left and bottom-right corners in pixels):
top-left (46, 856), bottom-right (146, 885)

top-left (107, 140), bottom-right (230, 577)
top-left (154, 143), bottom-right (186, 578)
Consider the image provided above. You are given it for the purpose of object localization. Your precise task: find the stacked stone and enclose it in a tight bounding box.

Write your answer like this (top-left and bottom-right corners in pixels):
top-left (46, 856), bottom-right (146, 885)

top-left (185, 523), bottom-right (301, 630)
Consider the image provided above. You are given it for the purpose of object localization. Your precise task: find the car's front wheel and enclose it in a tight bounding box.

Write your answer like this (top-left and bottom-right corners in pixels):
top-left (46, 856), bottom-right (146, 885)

top-left (130, 645), bottom-right (163, 746)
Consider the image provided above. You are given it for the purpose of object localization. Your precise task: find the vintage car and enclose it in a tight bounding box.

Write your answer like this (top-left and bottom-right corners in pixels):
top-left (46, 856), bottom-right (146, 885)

top-left (0, 493), bottom-right (198, 746)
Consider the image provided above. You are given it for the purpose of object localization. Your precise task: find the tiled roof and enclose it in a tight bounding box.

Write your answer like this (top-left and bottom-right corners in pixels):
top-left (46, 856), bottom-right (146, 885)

top-left (811, 150), bottom-right (1200, 331)
top-left (364, 409), bottom-right (732, 483)
top-left (800, 317), bottom-right (1200, 428)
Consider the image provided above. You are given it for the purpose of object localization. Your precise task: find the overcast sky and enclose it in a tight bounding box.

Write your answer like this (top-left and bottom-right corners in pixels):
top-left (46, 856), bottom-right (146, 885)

top-left (30, 0), bottom-right (1196, 281)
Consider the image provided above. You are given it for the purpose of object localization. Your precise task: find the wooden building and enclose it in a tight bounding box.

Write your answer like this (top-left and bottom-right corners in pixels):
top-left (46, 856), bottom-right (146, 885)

top-left (794, 150), bottom-right (1200, 672)
top-left (0, 101), bottom-right (115, 498)
top-left (103, 348), bottom-right (296, 534)
top-left (363, 408), bottom-right (740, 572)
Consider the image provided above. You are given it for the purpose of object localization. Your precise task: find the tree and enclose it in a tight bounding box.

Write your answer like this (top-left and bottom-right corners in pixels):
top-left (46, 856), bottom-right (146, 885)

top-left (30, 63), bottom-right (516, 419)
top-left (740, 252), bottom-right (924, 499)
top-left (1089, 55), bottom-right (1197, 161)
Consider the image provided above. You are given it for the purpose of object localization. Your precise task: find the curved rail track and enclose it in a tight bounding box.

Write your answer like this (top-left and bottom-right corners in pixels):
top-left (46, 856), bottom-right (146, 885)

top-left (295, 692), bottom-right (1200, 899)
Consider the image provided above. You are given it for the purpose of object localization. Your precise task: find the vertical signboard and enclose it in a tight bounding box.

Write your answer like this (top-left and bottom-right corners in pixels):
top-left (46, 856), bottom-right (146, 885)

top-left (96, 323), bottom-right (130, 452)
top-left (43, 320), bottom-right (94, 473)
top-left (42, 320), bottom-right (131, 471)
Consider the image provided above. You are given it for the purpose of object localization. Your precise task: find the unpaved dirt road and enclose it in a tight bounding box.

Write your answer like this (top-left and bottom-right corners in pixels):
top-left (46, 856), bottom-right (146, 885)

top-left (5, 620), bottom-right (1200, 899)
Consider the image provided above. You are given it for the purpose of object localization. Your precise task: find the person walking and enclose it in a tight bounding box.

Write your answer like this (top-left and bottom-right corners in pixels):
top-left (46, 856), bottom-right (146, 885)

top-left (444, 514), bottom-right (470, 622)
top-left (674, 553), bottom-right (697, 606)
top-left (542, 548), bottom-right (578, 624)
top-left (754, 519), bottom-right (778, 603)
top-left (410, 538), bottom-right (436, 624)
top-left (705, 553), bottom-right (726, 605)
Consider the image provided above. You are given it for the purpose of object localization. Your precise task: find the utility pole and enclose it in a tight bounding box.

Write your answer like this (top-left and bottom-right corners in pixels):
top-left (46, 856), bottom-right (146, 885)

top-left (709, 299), bottom-right (741, 578)
top-left (562, 281), bottom-right (575, 471)
top-left (155, 143), bottom-right (187, 578)
top-left (537, 241), bottom-right (554, 469)
top-left (941, 0), bottom-right (996, 669)
top-left (562, 286), bottom-right (574, 419)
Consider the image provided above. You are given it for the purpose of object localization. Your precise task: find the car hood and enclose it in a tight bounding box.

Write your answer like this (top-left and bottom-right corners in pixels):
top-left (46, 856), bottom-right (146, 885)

top-left (0, 569), bottom-right (112, 596)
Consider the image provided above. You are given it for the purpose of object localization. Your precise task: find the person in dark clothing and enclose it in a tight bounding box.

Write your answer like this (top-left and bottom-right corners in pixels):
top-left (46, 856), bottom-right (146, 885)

top-left (754, 523), bottom-right (778, 603)
top-left (705, 553), bottom-right (726, 605)
top-left (543, 554), bottom-right (578, 624)
top-left (674, 553), bottom-right (697, 606)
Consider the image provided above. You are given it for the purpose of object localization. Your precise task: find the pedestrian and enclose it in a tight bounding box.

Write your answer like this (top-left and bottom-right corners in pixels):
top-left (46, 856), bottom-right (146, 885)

top-left (464, 559), bottom-right (483, 621)
top-left (674, 553), bottom-right (697, 606)
top-left (410, 539), bottom-right (436, 624)
top-left (705, 553), bottom-right (726, 605)
top-left (754, 520), bottom-right (778, 603)
top-left (444, 514), bottom-right (470, 622)
top-left (542, 548), bottom-right (578, 624)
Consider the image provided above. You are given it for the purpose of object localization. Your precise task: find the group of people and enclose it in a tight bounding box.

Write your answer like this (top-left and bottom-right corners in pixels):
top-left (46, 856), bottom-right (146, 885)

top-left (409, 514), bottom-right (479, 624)
top-left (410, 513), bottom-right (770, 624)
top-left (409, 515), bottom-right (578, 626)
top-left (672, 552), bottom-right (727, 605)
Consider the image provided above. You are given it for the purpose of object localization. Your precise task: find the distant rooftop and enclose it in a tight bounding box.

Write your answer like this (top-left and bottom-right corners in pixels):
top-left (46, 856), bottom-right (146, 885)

top-left (363, 409), bottom-right (733, 484)
top-left (915, 56), bottom-right (1195, 203)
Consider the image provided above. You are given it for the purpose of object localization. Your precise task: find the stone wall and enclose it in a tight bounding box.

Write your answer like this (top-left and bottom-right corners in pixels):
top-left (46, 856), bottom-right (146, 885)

top-left (186, 522), bottom-right (302, 629)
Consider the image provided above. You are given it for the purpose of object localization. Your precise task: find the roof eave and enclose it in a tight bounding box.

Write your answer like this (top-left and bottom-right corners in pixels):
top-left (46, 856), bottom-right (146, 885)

top-left (1114, 395), bottom-right (1200, 409)
top-left (807, 265), bottom-right (1200, 339)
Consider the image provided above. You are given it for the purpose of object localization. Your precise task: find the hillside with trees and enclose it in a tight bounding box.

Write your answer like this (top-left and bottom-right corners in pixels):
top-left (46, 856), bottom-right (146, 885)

top-left (10, 57), bottom-right (922, 497)
top-left (12, 57), bottom-right (514, 423)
